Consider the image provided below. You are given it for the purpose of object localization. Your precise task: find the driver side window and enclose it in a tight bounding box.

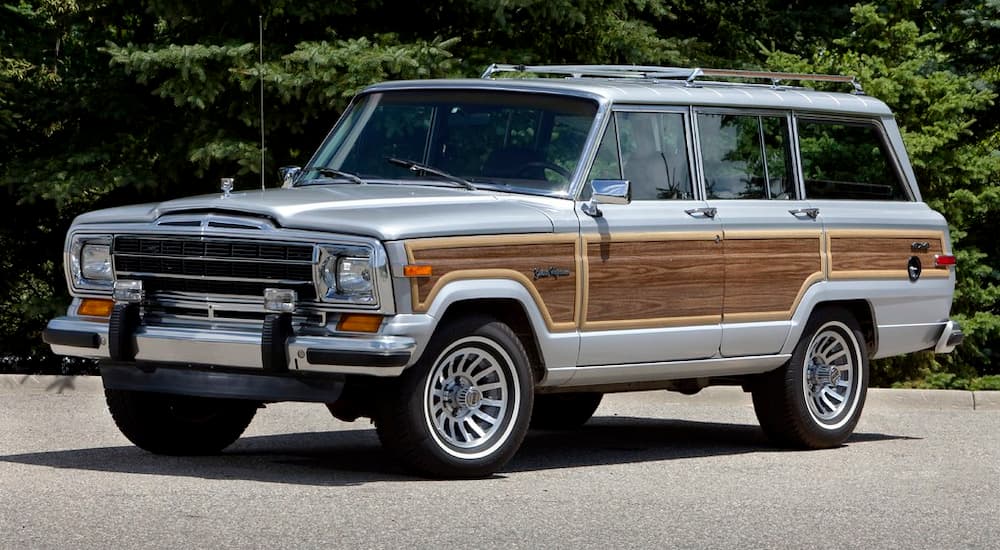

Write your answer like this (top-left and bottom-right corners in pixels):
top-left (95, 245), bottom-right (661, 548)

top-left (585, 111), bottom-right (693, 201)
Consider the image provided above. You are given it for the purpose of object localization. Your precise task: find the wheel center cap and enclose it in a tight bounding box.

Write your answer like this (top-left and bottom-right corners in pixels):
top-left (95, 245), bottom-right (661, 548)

top-left (808, 363), bottom-right (835, 386)
top-left (455, 387), bottom-right (482, 409)
top-left (829, 367), bottom-right (841, 385)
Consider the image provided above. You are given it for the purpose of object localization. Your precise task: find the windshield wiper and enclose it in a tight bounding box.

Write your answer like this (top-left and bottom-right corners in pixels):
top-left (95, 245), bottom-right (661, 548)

top-left (305, 166), bottom-right (367, 185)
top-left (386, 157), bottom-right (477, 190)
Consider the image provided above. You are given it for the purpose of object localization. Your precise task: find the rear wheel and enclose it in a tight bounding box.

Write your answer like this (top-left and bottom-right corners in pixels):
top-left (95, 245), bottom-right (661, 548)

top-left (375, 316), bottom-right (533, 478)
top-left (752, 306), bottom-right (869, 449)
top-left (530, 392), bottom-right (603, 429)
top-left (105, 389), bottom-right (258, 455)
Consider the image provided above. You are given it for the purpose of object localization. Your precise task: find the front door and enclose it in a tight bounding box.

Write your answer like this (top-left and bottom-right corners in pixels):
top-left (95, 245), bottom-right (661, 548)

top-left (577, 108), bottom-right (724, 366)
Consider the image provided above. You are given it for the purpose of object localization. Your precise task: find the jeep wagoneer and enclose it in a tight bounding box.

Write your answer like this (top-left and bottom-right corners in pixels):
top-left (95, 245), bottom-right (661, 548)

top-left (43, 64), bottom-right (963, 477)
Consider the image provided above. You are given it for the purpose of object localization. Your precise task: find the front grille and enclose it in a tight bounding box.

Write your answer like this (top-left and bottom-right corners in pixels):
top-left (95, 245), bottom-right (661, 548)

top-left (114, 237), bottom-right (313, 261)
top-left (112, 235), bottom-right (316, 300)
top-left (114, 256), bottom-right (313, 281)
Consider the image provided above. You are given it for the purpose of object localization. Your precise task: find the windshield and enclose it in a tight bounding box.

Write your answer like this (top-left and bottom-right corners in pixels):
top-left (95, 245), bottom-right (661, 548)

top-left (301, 90), bottom-right (599, 197)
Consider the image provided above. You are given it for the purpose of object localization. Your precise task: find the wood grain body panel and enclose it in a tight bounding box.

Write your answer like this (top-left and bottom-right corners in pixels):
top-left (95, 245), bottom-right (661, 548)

top-left (828, 230), bottom-right (949, 280)
top-left (584, 238), bottom-right (723, 324)
top-left (407, 238), bottom-right (578, 330)
top-left (723, 237), bottom-right (823, 317)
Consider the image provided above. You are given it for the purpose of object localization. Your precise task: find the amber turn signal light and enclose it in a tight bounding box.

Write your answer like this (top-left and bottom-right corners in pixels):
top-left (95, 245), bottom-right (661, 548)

top-left (403, 264), bottom-right (433, 277)
top-left (337, 314), bottom-right (383, 333)
top-left (78, 298), bottom-right (114, 317)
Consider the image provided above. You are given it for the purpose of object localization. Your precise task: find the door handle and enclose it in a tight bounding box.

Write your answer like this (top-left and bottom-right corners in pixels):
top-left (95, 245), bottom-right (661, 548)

top-left (685, 207), bottom-right (717, 219)
top-left (788, 207), bottom-right (820, 219)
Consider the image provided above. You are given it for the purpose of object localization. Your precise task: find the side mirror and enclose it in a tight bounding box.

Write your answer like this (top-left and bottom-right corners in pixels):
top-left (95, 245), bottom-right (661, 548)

top-left (278, 166), bottom-right (301, 188)
top-left (581, 179), bottom-right (631, 217)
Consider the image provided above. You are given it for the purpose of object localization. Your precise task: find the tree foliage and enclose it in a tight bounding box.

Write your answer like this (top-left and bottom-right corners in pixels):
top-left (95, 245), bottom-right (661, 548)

top-left (764, 0), bottom-right (1000, 380)
top-left (1, 0), bottom-right (998, 382)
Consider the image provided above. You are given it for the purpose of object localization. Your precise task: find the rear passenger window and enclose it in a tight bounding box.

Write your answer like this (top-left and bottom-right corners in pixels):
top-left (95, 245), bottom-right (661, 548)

top-left (798, 119), bottom-right (909, 201)
top-left (697, 113), bottom-right (794, 200)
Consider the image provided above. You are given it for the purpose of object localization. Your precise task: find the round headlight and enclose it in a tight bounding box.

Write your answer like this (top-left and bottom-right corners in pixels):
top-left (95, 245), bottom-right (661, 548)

top-left (337, 256), bottom-right (373, 294)
top-left (81, 244), bottom-right (113, 281)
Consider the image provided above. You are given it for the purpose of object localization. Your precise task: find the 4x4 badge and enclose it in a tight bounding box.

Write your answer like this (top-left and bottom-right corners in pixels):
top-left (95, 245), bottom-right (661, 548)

top-left (533, 267), bottom-right (572, 280)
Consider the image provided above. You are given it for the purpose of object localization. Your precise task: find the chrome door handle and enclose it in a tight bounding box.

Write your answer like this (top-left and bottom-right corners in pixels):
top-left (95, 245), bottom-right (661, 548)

top-left (685, 207), bottom-right (717, 219)
top-left (789, 207), bottom-right (820, 219)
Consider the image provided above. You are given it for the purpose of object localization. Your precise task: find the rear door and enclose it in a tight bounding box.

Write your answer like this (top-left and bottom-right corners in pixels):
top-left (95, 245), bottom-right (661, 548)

top-left (695, 110), bottom-right (825, 357)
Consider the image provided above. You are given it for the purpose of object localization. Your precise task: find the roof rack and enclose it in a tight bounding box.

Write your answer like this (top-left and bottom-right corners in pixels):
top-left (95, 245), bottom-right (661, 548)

top-left (480, 64), bottom-right (863, 94)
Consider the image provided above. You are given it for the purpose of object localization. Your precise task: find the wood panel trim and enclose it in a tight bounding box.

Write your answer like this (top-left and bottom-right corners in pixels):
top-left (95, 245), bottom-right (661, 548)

top-left (411, 268), bottom-right (577, 332)
top-left (723, 271), bottom-right (826, 323)
top-left (825, 228), bottom-right (950, 281)
top-left (581, 233), bottom-right (724, 329)
top-left (402, 228), bottom-right (952, 335)
top-left (582, 315), bottom-right (721, 330)
top-left (404, 234), bottom-right (582, 333)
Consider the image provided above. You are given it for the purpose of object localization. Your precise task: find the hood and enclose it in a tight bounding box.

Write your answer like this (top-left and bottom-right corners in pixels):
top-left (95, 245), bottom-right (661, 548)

top-left (71, 184), bottom-right (567, 240)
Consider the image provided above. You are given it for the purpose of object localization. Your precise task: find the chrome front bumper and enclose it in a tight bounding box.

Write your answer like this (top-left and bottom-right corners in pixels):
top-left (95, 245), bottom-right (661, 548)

top-left (43, 315), bottom-right (422, 377)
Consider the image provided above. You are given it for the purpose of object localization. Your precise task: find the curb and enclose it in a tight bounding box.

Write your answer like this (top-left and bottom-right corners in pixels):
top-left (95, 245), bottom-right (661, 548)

top-left (1, 374), bottom-right (997, 410)
top-left (974, 390), bottom-right (1000, 411)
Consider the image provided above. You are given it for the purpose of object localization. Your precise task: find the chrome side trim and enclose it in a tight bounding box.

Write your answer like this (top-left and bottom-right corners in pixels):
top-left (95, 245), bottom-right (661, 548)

top-left (546, 354), bottom-right (789, 388)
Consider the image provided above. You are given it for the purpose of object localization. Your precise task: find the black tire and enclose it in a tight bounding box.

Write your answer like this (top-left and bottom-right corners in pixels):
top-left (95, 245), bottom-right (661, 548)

top-left (105, 389), bottom-right (258, 455)
top-left (374, 315), bottom-right (534, 478)
top-left (751, 306), bottom-right (869, 449)
top-left (530, 393), bottom-right (603, 429)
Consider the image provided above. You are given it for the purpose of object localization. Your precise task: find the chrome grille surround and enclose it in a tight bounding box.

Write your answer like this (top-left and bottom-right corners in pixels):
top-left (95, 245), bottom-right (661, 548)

top-left (66, 213), bottom-right (394, 316)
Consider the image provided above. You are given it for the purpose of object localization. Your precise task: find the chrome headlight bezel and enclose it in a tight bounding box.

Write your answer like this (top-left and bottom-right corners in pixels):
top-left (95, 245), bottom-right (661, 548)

top-left (69, 234), bottom-right (114, 292)
top-left (314, 244), bottom-right (377, 306)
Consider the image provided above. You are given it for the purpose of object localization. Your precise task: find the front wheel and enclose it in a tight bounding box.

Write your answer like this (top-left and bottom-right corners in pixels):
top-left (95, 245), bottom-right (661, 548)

top-left (105, 389), bottom-right (258, 455)
top-left (375, 316), bottom-right (534, 478)
top-left (751, 306), bottom-right (869, 449)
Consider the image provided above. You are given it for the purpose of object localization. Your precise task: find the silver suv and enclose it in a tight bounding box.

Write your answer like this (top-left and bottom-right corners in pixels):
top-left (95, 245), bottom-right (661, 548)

top-left (44, 64), bottom-right (963, 477)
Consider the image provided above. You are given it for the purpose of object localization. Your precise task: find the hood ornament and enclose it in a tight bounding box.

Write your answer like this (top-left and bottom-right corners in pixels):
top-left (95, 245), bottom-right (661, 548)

top-left (220, 177), bottom-right (234, 199)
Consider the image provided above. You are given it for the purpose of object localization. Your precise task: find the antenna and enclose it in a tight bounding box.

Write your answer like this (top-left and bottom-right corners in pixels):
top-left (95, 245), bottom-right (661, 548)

top-left (258, 15), bottom-right (265, 191)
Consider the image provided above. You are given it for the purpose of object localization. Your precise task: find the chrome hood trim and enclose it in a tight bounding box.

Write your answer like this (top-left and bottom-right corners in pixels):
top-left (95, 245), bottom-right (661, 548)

top-left (72, 185), bottom-right (564, 240)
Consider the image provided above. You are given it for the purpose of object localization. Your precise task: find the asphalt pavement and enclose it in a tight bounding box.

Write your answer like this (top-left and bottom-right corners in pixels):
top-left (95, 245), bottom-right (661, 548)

top-left (1, 375), bottom-right (998, 549)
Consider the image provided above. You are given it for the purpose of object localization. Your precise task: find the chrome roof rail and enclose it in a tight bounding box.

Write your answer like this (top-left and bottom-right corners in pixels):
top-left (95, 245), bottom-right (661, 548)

top-left (480, 63), bottom-right (863, 94)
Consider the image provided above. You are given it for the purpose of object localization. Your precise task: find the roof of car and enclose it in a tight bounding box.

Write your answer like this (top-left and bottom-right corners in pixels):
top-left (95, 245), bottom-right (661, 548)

top-left (363, 77), bottom-right (893, 117)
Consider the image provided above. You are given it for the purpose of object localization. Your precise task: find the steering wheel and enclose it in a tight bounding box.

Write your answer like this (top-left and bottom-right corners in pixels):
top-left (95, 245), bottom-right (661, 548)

top-left (516, 161), bottom-right (572, 180)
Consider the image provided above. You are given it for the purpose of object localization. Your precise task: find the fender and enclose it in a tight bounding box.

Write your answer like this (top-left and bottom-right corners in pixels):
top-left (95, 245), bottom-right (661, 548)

top-left (780, 276), bottom-right (954, 357)
top-left (416, 277), bottom-right (579, 385)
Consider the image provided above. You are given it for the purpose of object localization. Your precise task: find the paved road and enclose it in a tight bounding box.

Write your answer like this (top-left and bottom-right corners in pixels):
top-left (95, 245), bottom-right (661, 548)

top-left (1, 376), bottom-right (998, 549)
